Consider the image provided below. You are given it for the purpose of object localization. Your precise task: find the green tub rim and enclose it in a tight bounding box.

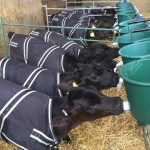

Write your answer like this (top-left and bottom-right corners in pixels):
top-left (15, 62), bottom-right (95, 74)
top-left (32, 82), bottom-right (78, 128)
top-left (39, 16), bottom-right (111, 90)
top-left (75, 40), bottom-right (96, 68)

top-left (120, 59), bottom-right (150, 86)
top-left (119, 47), bottom-right (150, 59)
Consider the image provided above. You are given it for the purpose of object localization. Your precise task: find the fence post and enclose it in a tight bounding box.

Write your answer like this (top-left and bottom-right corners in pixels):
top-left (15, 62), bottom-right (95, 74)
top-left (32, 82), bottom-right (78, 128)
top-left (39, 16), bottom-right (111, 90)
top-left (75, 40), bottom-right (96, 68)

top-left (0, 17), bottom-right (8, 57)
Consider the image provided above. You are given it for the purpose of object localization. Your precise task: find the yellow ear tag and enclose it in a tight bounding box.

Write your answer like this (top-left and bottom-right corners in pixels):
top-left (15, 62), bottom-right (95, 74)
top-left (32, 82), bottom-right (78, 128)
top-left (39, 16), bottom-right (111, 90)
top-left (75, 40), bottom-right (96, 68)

top-left (92, 25), bottom-right (96, 29)
top-left (90, 32), bottom-right (95, 38)
top-left (72, 82), bottom-right (78, 87)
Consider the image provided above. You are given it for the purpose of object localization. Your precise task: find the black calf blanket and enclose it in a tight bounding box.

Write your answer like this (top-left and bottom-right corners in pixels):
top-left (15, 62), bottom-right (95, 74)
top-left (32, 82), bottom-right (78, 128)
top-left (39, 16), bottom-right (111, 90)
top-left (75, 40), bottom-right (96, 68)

top-left (51, 10), bottom-right (92, 47)
top-left (9, 33), bottom-right (65, 72)
top-left (29, 29), bottom-right (83, 59)
top-left (0, 58), bottom-right (62, 97)
top-left (0, 78), bottom-right (58, 149)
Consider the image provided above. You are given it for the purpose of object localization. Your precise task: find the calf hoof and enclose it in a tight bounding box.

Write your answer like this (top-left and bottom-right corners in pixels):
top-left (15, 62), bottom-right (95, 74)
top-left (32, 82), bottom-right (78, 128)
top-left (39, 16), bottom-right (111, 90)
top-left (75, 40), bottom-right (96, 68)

top-left (62, 135), bottom-right (71, 144)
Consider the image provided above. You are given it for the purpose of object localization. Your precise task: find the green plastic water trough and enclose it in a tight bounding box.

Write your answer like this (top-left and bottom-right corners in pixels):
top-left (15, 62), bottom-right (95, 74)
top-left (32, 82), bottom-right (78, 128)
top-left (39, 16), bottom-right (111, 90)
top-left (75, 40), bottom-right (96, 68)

top-left (119, 16), bottom-right (145, 29)
top-left (119, 40), bottom-right (150, 64)
top-left (117, 9), bottom-right (136, 14)
top-left (120, 58), bottom-right (150, 124)
top-left (118, 13), bottom-right (138, 24)
top-left (119, 22), bottom-right (148, 35)
top-left (117, 28), bottom-right (150, 48)
top-left (116, 2), bottom-right (133, 7)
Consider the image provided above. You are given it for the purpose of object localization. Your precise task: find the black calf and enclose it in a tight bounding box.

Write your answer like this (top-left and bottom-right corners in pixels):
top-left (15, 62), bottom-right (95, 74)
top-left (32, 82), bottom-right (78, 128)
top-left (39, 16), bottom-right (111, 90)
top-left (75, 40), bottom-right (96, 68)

top-left (51, 10), bottom-right (115, 46)
top-left (8, 32), bottom-right (77, 72)
top-left (0, 58), bottom-right (119, 98)
top-left (0, 78), bottom-right (124, 150)
top-left (28, 29), bottom-right (118, 65)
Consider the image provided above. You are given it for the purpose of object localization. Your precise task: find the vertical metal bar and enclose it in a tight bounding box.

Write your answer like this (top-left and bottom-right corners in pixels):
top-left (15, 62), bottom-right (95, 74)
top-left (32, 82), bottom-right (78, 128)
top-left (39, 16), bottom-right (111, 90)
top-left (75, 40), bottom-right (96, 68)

top-left (45, 5), bottom-right (50, 31)
top-left (93, 1), bottom-right (95, 8)
top-left (0, 17), bottom-right (8, 57)
top-left (65, 0), bottom-right (67, 9)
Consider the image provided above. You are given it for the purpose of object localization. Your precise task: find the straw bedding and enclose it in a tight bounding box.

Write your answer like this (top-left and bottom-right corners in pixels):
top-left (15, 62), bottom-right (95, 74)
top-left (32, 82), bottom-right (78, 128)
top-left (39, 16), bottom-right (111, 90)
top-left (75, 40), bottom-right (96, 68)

top-left (0, 0), bottom-right (148, 149)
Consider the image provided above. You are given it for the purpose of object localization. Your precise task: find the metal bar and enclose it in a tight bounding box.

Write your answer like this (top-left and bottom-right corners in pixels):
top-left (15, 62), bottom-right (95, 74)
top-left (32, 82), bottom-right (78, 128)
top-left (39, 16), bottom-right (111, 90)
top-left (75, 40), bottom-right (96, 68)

top-left (46, 7), bottom-right (117, 10)
top-left (2, 23), bottom-right (118, 31)
top-left (67, 1), bottom-right (120, 4)
top-left (68, 37), bottom-right (116, 43)
top-left (0, 17), bottom-right (8, 57)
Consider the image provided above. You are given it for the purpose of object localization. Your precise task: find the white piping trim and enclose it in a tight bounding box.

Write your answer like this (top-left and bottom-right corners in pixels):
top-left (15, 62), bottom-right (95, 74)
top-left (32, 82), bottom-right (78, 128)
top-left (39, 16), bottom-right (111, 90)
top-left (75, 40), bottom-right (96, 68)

top-left (61, 54), bottom-right (65, 72)
top-left (0, 88), bottom-right (28, 115)
top-left (47, 31), bottom-right (53, 43)
top-left (10, 41), bottom-right (18, 45)
top-left (30, 134), bottom-right (50, 146)
top-left (80, 37), bottom-right (87, 46)
top-left (23, 37), bottom-right (29, 64)
top-left (9, 44), bottom-right (17, 48)
top-left (78, 49), bottom-right (81, 56)
top-left (30, 31), bottom-right (39, 35)
top-left (69, 23), bottom-right (82, 38)
top-left (37, 45), bottom-right (57, 66)
top-left (39, 46), bottom-right (60, 68)
top-left (32, 128), bottom-right (54, 142)
top-left (45, 31), bottom-right (50, 43)
top-left (26, 37), bottom-right (34, 63)
top-left (9, 34), bottom-right (16, 44)
top-left (2, 58), bottom-right (10, 79)
top-left (44, 31), bottom-right (50, 43)
top-left (29, 32), bottom-right (39, 36)
top-left (65, 42), bottom-right (77, 51)
top-left (2, 132), bottom-right (28, 150)
top-left (0, 58), bottom-right (7, 69)
top-left (62, 41), bottom-right (73, 48)
top-left (28, 69), bottom-right (47, 88)
top-left (0, 91), bottom-right (36, 133)
top-left (48, 98), bottom-right (57, 142)
top-left (62, 110), bottom-right (68, 116)
top-left (57, 73), bottom-right (62, 97)
top-left (23, 67), bottom-right (42, 87)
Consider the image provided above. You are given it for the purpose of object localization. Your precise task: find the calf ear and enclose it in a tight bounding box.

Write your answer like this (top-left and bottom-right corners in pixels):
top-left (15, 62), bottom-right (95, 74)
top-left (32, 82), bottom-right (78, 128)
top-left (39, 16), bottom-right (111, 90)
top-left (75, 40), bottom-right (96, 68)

top-left (68, 87), bottom-right (84, 107)
top-left (92, 62), bottom-right (103, 71)
top-left (8, 32), bottom-right (15, 40)
top-left (57, 82), bottom-right (73, 94)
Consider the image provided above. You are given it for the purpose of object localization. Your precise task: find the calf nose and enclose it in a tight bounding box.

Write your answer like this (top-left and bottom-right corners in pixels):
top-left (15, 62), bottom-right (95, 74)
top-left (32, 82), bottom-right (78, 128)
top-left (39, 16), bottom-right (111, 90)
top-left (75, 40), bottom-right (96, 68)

top-left (112, 97), bottom-right (124, 115)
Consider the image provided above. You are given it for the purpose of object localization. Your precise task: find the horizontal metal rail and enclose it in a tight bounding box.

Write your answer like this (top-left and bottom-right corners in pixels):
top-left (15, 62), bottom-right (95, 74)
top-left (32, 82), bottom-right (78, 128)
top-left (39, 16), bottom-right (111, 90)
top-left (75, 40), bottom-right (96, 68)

top-left (67, 1), bottom-right (120, 4)
top-left (2, 23), bottom-right (118, 31)
top-left (0, 20), bottom-right (117, 57)
top-left (45, 7), bottom-right (117, 10)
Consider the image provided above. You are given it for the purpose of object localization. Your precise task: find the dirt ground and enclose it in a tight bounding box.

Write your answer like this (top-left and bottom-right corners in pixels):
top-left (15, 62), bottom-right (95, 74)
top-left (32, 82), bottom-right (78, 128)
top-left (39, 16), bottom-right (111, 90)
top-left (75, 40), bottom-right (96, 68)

top-left (131, 0), bottom-right (150, 17)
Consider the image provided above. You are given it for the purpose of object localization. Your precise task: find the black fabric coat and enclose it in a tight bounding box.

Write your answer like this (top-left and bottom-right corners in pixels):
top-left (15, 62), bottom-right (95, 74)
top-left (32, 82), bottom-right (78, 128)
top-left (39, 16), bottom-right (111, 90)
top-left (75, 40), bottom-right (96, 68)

top-left (0, 78), bottom-right (58, 150)
top-left (29, 29), bottom-right (83, 59)
top-left (0, 58), bottom-right (62, 97)
top-left (9, 33), bottom-right (65, 73)
top-left (51, 10), bottom-right (92, 47)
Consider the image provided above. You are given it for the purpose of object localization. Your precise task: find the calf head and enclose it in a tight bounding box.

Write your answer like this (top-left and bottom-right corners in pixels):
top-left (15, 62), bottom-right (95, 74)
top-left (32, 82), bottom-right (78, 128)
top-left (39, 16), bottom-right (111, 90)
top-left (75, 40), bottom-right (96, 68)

top-left (58, 61), bottom-right (119, 95)
top-left (103, 8), bottom-right (116, 16)
top-left (52, 86), bottom-right (123, 140)
top-left (68, 86), bottom-right (124, 122)
top-left (79, 43), bottom-right (119, 64)
top-left (95, 16), bottom-right (117, 28)
top-left (86, 18), bottom-right (114, 43)
top-left (76, 63), bottom-right (119, 90)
